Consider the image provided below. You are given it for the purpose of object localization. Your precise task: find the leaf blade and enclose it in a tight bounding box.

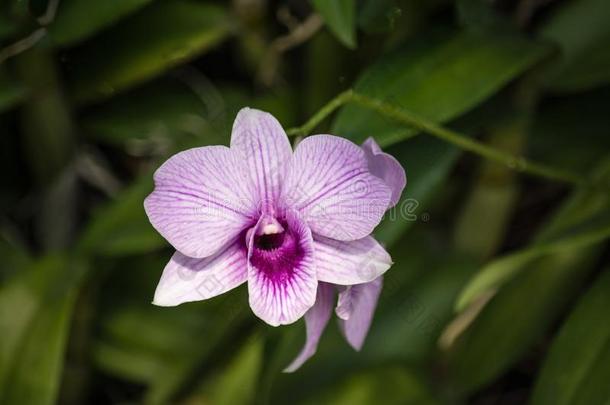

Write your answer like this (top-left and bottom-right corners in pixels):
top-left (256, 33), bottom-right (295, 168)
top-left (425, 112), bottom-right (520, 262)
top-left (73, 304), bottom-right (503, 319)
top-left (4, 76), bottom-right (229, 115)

top-left (456, 219), bottom-right (610, 311)
top-left (332, 30), bottom-right (550, 146)
top-left (530, 268), bottom-right (610, 405)
top-left (446, 158), bottom-right (610, 395)
top-left (49, 0), bottom-right (154, 46)
top-left (66, 0), bottom-right (232, 103)
top-left (0, 256), bottom-right (84, 405)
top-left (76, 176), bottom-right (164, 257)
top-left (540, 0), bottom-right (610, 92)
top-left (312, 0), bottom-right (356, 48)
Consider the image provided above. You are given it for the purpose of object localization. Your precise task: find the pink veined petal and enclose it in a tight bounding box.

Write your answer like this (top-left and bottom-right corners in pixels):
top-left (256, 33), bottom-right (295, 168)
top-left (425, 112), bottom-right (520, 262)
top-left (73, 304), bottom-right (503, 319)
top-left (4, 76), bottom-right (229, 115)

top-left (247, 211), bottom-right (318, 326)
top-left (338, 277), bottom-right (383, 351)
top-left (283, 135), bottom-right (392, 241)
top-left (314, 235), bottom-right (392, 285)
top-left (144, 146), bottom-right (256, 258)
top-left (362, 137), bottom-right (406, 208)
top-left (335, 285), bottom-right (351, 320)
top-left (283, 282), bottom-right (335, 372)
top-left (153, 240), bottom-right (248, 306)
top-left (230, 108), bottom-right (293, 212)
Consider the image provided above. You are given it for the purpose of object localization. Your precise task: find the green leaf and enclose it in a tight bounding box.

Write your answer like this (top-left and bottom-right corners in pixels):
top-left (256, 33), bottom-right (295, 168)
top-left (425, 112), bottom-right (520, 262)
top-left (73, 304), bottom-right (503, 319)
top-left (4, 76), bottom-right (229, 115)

top-left (356, 0), bottom-right (404, 34)
top-left (94, 303), bottom-right (224, 383)
top-left (76, 176), bottom-right (164, 256)
top-left (375, 137), bottom-right (460, 247)
top-left (456, 0), bottom-right (512, 32)
top-left (312, 0), bottom-right (356, 49)
top-left (81, 78), bottom-right (231, 149)
top-left (446, 158), bottom-right (610, 395)
top-left (529, 87), bottom-right (610, 172)
top-left (190, 336), bottom-right (263, 405)
top-left (565, 345), bottom-right (610, 405)
top-left (448, 245), bottom-right (602, 396)
top-left (14, 47), bottom-right (75, 187)
top-left (363, 253), bottom-right (475, 364)
top-left (332, 30), bottom-right (550, 146)
top-left (254, 325), bottom-right (305, 404)
top-left (66, 0), bottom-right (232, 103)
top-left (306, 366), bottom-right (438, 405)
top-left (0, 256), bottom-right (84, 405)
top-left (0, 15), bottom-right (18, 40)
top-left (0, 70), bottom-right (27, 113)
top-left (144, 296), bottom-right (252, 405)
top-left (268, 234), bottom-right (474, 403)
top-left (92, 254), bottom-right (196, 383)
top-left (531, 268), bottom-right (610, 405)
top-left (452, 125), bottom-right (522, 260)
top-left (49, 0), bottom-right (154, 46)
top-left (535, 158), bottom-right (610, 243)
top-left (456, 215), bottom-right (610, 311)
top-left (374, 99), bottom-right (505, 247)
top-left (92, 253), bottom-right (253, 403)
top-left (0, 235), bottom-right (30, 282)
top-left (540, 0), bottom-right (610, 92)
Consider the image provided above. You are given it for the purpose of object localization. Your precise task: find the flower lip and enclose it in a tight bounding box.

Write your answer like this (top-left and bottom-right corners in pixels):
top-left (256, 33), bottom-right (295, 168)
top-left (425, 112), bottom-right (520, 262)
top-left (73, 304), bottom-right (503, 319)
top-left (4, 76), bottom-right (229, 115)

top-left (254, 229), bottom-right (286, 251)
top-left (247, 210), bottom-right (317, 326)
top-left (146, 107), bottom-right (402, 332)
top-left (252, 215), bottom-right (302, 268)
top-left (249, 215), bottom-right (306, 285)
top-left (252, 215), bottom-right (287, 251)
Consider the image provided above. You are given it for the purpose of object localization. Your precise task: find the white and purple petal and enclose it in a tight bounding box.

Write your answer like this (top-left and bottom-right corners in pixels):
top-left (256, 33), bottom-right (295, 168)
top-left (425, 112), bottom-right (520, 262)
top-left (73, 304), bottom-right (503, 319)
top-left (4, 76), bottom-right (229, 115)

top-left (335, 285), bottom-right (351, 320)
top-left (146, 107), bottom-right (400, 363)
top-left (362, 137), bottom-right (406, 208)
top-left (144, 146), bottom-right (256, 258)
top-left (230, 108), bottom-right (293, 212)
top-left (247, 211), bottom-right (318, 326)
top-left (338, 277), bottom-right (383, 350)
top-left (153, 240), bottom-right (248, 306)
top-left (313, 235), bottom-right (392, 285)
top-left (283, 282), bottom-right (335, 372)
top-left (283, 135), bottom-right (392, 241)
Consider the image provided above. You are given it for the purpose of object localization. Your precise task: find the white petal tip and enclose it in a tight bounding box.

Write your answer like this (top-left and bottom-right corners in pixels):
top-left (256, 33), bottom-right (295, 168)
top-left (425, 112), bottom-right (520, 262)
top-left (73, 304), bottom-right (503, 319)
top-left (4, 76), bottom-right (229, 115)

top-left (151, 299), bottom-right (177, 307)
top-left (347, 340), bottom-right (364, 352)
top-left (152, 294), bottom-right (187, 307)
top-left (336, 313), bottom-right (350, 321)
top-left (281, 349), bottom-right (315, 373)
top-left (282, 365), bottom-right (298, 373)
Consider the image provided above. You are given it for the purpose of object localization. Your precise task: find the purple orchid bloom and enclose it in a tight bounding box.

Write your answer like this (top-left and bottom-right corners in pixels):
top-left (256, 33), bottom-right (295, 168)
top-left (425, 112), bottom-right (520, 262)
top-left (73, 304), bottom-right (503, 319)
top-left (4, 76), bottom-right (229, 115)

top-left (285, 138), bottom-right (405, 372)
top-left (144, 108), bottom-right (405, 369)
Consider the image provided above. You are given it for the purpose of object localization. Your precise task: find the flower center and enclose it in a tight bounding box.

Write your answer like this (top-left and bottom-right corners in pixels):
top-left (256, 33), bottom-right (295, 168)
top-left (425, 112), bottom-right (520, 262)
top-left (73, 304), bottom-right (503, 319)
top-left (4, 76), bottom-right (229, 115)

top-left (252, 216), bottom-right (286, 251)
top-left (249, 215), bottom-right (304, 284)
top-left (254, 231), bottom-right (286, 251)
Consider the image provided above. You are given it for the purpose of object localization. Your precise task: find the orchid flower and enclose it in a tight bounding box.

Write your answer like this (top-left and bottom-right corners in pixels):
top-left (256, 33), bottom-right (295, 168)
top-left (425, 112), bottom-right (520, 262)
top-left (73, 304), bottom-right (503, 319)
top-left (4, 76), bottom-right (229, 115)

top-left (285, 138), bottom-right (405, 371)
top-left (144, 108), bottom-right (405, 370)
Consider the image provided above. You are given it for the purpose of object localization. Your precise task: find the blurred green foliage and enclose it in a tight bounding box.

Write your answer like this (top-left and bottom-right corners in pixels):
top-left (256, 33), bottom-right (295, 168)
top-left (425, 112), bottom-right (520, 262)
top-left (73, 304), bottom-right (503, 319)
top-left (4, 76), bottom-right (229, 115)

top-left (0, 0), bottom-right (609, 404)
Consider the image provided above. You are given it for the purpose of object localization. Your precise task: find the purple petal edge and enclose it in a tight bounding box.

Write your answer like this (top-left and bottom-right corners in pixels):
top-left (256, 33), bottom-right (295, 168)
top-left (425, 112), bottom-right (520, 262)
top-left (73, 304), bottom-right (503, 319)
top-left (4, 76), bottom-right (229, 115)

top-left (362, 137), bottom-right (406, 208)
top-left (283, 135), bottom-right (392, 241)
top-left (230, 107), bottom-right (293, 212)
top-left (247, 211), bottom-right (318, 326)
top-left (283, 282), bottom-right (335, 372)
top-left (314, 235), bottom-right (392, 285)
top-left (153, 240), bottom-right (248, 306)
top-left (338, 276), bottom-right (383, 351)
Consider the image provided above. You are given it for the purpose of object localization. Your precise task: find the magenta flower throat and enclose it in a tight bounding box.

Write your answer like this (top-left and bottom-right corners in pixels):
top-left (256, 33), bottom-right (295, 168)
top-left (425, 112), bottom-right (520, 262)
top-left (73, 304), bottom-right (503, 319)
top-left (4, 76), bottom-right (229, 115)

top-left (144, 108), bottom-right (406, 371)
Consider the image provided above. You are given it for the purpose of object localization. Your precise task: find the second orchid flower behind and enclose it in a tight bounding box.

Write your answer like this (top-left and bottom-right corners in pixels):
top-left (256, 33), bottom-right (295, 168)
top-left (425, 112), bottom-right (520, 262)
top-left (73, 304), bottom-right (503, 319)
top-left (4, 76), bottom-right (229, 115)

top-left (144, 108), bottom-right (406, 371)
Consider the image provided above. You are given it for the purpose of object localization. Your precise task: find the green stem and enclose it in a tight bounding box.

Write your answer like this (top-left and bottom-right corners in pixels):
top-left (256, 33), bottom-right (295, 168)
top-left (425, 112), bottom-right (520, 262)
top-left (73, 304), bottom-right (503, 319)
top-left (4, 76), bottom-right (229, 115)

top-left (286, 89), bottom-right (353, 136)
top-left (286, 90), bottom-right (586, 186)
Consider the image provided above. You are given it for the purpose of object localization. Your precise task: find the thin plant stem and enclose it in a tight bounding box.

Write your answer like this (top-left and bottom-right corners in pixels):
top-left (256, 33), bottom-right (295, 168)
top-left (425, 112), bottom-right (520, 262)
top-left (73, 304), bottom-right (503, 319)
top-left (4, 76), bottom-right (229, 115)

top-left (286, 89), bottom-right (353, 136)
top-left (286, 90), bottom-right (586, 186)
